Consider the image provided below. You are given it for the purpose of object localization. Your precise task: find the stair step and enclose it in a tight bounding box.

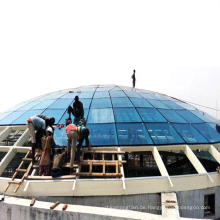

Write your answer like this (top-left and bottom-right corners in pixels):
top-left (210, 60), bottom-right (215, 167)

top-left (16, 169), bottom-right (27, 173)
top-left (8, 181), bottom-right (21, 184)
top-left (22, 158), bottom-right (32, 162)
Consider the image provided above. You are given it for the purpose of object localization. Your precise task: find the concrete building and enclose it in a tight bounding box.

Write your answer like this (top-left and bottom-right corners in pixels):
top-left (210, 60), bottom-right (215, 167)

top-left (0, 84), bottom-right (220, 219)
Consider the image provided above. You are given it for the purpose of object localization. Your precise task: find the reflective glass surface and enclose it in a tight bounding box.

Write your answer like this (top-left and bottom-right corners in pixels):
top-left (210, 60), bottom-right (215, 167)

top-left (48, 99), bottom-right (73, 109)
top-left (87, 108), bottom-right (115, 123)
top-left (53, 126), bottom-right (67, 147)
top-left (145, 123), bottom-right (185, 145)
top-left (148, 100), bottom-right (170, 109)
top-left (158, 109), bottom-right (187, 123)
top-left (172, 124), bottom-right (209, 143)
top-left (87, 124), bottom-right (118, 146)
top-left (91, 98), bottom-right (112, 108)
top-left (1, 85), bottom-right (220, 147)
top-left (175, 110), bottom-right (204, 123)
top-left (117, 123), bottom-right (153, 145)
top-left (193, 124), bottom-right (220, 143)
top-left (130, 98), bottom-right (153, 108)
top-left (111, 98), bottom-right (133, 107)
top-left (32, 99), bottom-right (56, 110)
top-left (161, 101), bottom-right (184, 110)
top-left (93, 91), bottom-right (110, 98)
top-left (0, 111), bottom-right (26, 125)
top-left (137, 108), bottom-right (167, 122)
top-left (11, 110), bottom-right (43, 124)
top-left (42, 109), bottom-right (66, 124)
top-left (114, 108), bottom-right (142, 122)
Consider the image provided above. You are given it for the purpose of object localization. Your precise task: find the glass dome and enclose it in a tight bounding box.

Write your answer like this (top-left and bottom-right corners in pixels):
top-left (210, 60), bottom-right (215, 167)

top-left (0, 84), bottom-right (220, 147)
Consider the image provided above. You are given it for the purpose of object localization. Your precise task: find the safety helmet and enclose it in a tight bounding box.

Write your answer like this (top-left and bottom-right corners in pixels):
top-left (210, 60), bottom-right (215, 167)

top-left (46, 127), bottom-right (53, 134)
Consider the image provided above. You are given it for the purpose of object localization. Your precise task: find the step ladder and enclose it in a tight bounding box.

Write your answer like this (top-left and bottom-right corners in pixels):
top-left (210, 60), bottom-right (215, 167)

top-left (4, 149), bottom-right (40, 194)
top-left (74, 149), bottom-right (126, 178)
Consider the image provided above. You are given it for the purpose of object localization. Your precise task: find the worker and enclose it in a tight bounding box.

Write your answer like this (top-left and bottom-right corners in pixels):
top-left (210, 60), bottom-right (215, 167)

top-left (26, 116), bottom-right (46, 164)
top-left (51, 148), bottom-right (66, 178)
top-left (67, 96), bottom-right (84, 122)
top-left (216, 124), bottom-right (220, 133)
top-left (76, 125), bottom-right (91, 162)
top-left (36, 114), bottom-right (55, 130)
top-left (131, 69), bottom-right (136, 91)
top-left (65, 120), bottom-right (78, 174)
top-left (39, 127), bottom-right (55, 176)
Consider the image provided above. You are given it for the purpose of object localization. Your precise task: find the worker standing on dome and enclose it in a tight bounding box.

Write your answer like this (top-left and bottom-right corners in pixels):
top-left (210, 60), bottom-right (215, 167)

top-left (26, 116), bottom-right (46, 164)
top-left (65, 120), bottom-right (78, 174)
top-left (131, 69), bottom-right (136, 91)
top-left (67, 96), bottom-right (84, 124)
top-left (39, 127), bottom-right (55, 176)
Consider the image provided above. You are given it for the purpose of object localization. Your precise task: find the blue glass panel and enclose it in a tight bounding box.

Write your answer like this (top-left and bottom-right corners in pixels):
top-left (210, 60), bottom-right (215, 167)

top-left (48, 99), bottom-right (73, 109)
top-left (138, 93), bottom-right (154, 99)
top-left (158, 109), bottom-right (187, 123)
top-left (175, 110), bottom-right (204, 123)
top-left (31, 99), bottom-right (56, 110)
top-left (36, 93), bottom-right (58, 101)
top-left (54, 126), bottom-right (67, 147)
top-left (42, 109), bottom-right (65, 124)
top-left (78, 92), bottom-right (94, 98)
top-left (87, 108), bottom-right (115, 123)
top-left (130, 98), bottom-right (153, 108)
top-left (110, 87), bottom-right (121, 91)
top-left (148, 100), bottom-right (170, 109)
top-left (145, 123), bottom-right (185, 145)
top-left (148, 93), bottom-right (169, 101)
top-left (176, 102), bottom-right (197, 110)
top-left (11, 110), bottom-right (44, 125)
top-left (17, 101), bottom-right (41, 111)
top-left (0, 111), bottom-right (27, 125)
top-left (193, 123), bottom-right (220, 143)
top-left (48, 92), bottom-right (67, 99)
top-left (91, 98), bottom-right (112, 108)
top-left (58, 109), bottom-right (89, 124)
top-left (114, 108), bottom-right (142, 122)
top-left (87, 124), bottom-right (118, 146)
top-left (161, 101), bottom-right (184, 110)
top-left (80, 99), bottom-right (92, 108)
top-left (110, 91), bottom-right (126, 98)
top-left (191, 111), bottom-right (216, 123)
top-left (137, 108), bottom-right (167, 122)
top-left (0, 112), bottom-right (12, 121)
top-left (93, 91), bottom-right (110, 98)
top-left (124, 91), bottom-right (141, 98)
top-left (172, 124), bottom-right (209, 144)
top-left (117, 123), bottom-right (153, 145)
top-left (111, 98), bottom-right (133, 107)
top-left (61, 92), bottom-right (79, 99)
top-left (208, 123), bottom-right (219, 131)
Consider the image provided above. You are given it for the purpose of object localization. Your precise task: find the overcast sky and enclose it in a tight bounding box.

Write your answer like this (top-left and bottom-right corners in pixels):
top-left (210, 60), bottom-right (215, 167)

top-left (0, 0), bottom-right (220, 119)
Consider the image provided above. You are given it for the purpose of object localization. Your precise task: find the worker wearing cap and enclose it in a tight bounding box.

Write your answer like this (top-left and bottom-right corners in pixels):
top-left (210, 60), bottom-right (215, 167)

top-left (67, 96), bottom-right (84, 121)
top-left (39, 127), bottom-right (55, 176)
top-left (26, 116), bottom-right (46, 163)
top-left (65, 120), bottom-right (78, 174)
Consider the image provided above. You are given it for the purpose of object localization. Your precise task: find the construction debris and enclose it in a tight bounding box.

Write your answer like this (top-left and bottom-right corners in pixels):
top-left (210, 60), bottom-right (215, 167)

top-left (30, 198), bottom-right (36, 207)
top-left (50, 201), bottom-right (60, 210)
top-left (62, 204), bottom-right (68, 211)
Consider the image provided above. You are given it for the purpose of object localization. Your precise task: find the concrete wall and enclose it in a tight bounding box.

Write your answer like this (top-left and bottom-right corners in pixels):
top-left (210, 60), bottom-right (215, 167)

top-left (22, 193), bottom-right (162, 215)
top-left (177, 186), bottom-right (220, 219)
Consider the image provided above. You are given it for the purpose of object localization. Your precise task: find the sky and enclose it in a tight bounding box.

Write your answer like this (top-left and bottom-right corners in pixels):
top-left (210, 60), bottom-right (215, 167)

top-left (0, 0), bottom-right (220, 119)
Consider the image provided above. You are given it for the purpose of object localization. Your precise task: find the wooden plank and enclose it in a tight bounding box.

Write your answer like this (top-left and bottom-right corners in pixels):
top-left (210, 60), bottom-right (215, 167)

top-left (50, 201), bottom-right (60, 210)
top-left (80, 161), bottom-right (124, 166)
top-left (16, 169), bottom-right (27, 173)
top-left (22, 158), bottom-right (32, 162)
top-left (116, 161), bottom-right (119, 174)
top-left (89, 161), bottom-right (92, 174)
top-left (80, 149), bottom-right (84, 162)
top-left (27, 175), bottom-right (76, 180)
top-left (8, 181), bottom-right (21, 184)
top-left (112, 154), bottom-right (115, 160)
top-left (30, 198), bottom-right (36, 207)
top-left (63, 204), bottom-right (68, 211)
top-left (75, 172), bottom-right (123, 177)
top-left (103, 160), bottom-right (105, 175)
